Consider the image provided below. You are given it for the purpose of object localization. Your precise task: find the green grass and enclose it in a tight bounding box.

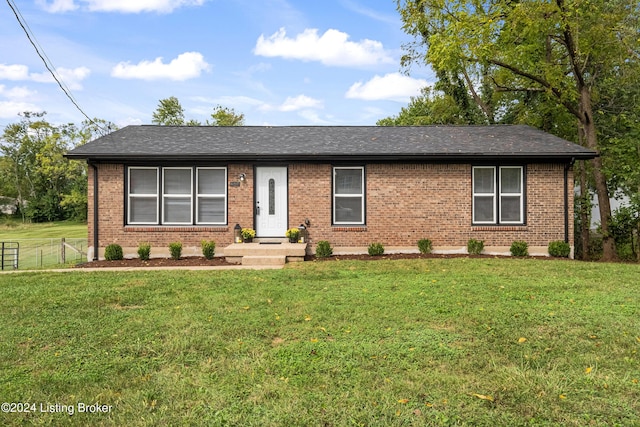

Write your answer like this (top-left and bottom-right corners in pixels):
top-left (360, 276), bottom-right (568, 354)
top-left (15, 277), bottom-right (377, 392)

top-left (0, 219), bottom-right (87, 239)
top-left (0, 220), bottom-right (87, 269)
top-left (0, 258), bottom-right (639, 426)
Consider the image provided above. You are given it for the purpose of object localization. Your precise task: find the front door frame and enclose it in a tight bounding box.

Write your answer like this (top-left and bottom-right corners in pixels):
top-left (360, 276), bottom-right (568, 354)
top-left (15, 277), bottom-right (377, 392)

top-left (254, 166), bottom-right (289, 237)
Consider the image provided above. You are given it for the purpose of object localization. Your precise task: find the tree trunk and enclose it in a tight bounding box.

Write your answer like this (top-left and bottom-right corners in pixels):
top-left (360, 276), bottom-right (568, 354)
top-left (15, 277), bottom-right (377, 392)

top-left (579, 161), bottom-right (591, 260)
top-left (579, 89), bottom-right (617, 260)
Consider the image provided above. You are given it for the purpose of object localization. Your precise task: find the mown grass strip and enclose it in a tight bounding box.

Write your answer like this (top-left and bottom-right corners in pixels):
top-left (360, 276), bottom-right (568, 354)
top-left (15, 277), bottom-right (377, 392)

top-left (0, 258), bottom-right (638, 426)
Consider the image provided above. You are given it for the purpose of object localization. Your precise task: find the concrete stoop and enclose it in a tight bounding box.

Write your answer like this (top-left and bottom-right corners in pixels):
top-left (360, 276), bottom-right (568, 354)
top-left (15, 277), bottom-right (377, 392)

top-left (223, 239), bottom-right (307, 265)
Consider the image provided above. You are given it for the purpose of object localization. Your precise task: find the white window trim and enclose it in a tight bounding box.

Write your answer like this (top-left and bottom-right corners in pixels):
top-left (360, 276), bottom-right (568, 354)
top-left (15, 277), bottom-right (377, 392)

top-left (196, 167), bottom-right (227, 225)
top-left (472, 166), bottom-right (496, 224)
top-left (128, 166), bottom-right (159, 225)
top-left (499, 166), bottom-right (524, 224)
top-left (162, 167), bottom-right (193, 225)
top-left (472, 166), bottom-right (525, 225)
top-left (333, 166), bottom-right (365, 225)
top-left (126, 166), bottom-right (229, 226)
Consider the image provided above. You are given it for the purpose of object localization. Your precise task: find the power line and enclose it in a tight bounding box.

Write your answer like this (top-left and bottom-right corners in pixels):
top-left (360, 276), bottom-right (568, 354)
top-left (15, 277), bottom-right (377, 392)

top-left (6, 0), bottom-right (109, 134)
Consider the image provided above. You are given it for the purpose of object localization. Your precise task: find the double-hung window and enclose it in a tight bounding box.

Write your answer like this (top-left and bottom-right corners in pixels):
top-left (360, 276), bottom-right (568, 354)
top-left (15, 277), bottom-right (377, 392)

top-left (196, 167), bottom-right (227, 224)
top-left (472, 166), bottom-right (524, 224)
top-left (163, 168), bottom-right (193, 224)
top-left (127, 166), bottom-right (227, 225)
top-left (128, 167), bottom-right (159, 224)
top-left (333, 166), bottom-right (365, 225)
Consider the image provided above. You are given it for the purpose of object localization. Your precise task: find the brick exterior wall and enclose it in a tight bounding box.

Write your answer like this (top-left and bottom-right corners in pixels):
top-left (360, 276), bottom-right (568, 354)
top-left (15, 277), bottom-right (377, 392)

top-left (88, 162), bottom-right (573, 258)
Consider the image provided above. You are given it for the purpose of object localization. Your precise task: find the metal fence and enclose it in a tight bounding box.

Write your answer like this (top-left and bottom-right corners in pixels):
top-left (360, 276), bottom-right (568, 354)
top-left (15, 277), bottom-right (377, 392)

top-left (0, 238), bottom-right (87, 270)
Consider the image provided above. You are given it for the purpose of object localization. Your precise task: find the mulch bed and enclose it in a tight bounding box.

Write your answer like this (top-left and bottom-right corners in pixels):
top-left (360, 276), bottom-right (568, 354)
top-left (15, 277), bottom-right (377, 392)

top-left (73, 252), bottom-right (557, 268)
top-left (73, 256), bottom-right (234, 268)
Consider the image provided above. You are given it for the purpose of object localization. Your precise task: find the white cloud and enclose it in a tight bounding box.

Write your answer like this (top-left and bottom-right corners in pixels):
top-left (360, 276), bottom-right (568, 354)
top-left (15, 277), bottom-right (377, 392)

top-left (0, 64), bottom-right (30, 80)
top-left (278, 95), bottom-right (323, 112)
top-left (0, 85), bottom-right (40, 119)
top-left (345, 73), bottom-right (429, 102)
top-left (38, 0), bottom-right (205, 13)
top-left (111, 52), bottom-right (210, 81)
top-left (30, 67), bottom-right (91, 90)
top-left (0, 101), bottom-right (40, 119)
top-left (254, 28), bottom-right (393, 67)
top-left (1, 85), bottom-right (37, 99)
top-left (0, 64), bottom-right (90, 90)
top-left (260, 95), bottom-right (323, 112)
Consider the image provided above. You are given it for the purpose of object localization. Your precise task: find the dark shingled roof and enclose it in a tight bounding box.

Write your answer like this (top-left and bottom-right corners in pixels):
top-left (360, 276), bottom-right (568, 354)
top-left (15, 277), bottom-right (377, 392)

top-left (65, 125), bottom-right (597, 162)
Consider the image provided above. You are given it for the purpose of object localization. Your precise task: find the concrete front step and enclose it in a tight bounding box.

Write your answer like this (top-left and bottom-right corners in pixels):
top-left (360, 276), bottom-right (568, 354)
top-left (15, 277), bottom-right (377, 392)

top-left (241, 255), bottom-right (287, 266)
top-left (224, 242), bottom-right (307, 257)
top-left (223, 242), bottom-right (307, 265)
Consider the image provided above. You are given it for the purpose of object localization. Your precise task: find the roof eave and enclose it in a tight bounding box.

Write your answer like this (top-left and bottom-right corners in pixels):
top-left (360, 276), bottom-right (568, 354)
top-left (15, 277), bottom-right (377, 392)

top-left (65, 152), bottom-right (598, 163)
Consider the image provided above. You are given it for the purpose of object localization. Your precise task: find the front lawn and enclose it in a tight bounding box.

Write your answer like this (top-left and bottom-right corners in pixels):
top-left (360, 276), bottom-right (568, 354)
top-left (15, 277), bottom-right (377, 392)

top-left (0, 258), bottom-right (638, 426)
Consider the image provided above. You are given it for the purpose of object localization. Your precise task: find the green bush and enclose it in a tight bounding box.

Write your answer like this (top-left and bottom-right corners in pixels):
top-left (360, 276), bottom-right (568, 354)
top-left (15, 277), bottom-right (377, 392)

top-left (201, 240), bottom-right (216, 260)
top-left (548, 240), bottom-right (571, 258)
top-left (315, 240), bottom-right (333, 258)
top-left (368, 242), bottom-right (385, 256)
top-left (137, 242), bottom-right (151, 261)
top-left (417, 239), bottom-right (432, 254)
top-left (467, 239), bottom-right (484, 255)
top-left (104, 244), bottom-right (123, 261)
top-left (510, 240), bottom-right (529, 257)
top-left (169, 242), bottom-right (183, 260)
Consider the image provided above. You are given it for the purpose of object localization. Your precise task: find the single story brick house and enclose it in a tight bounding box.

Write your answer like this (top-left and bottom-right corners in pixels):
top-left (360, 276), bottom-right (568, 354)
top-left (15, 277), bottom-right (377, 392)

top-left (65, 125), bottom-right (597, 260)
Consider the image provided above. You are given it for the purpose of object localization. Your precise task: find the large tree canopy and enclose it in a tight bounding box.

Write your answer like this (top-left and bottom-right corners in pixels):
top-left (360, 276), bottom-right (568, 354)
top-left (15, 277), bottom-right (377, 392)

top-left (397, 0), bottom-right (640, 260)
top-left (0, 113), bottom-right (114, 222)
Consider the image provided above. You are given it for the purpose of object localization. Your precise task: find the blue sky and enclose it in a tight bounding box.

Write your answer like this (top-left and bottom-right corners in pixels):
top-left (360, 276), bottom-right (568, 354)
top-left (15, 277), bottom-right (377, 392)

top-left (0, 0), bottom-right (433, 129)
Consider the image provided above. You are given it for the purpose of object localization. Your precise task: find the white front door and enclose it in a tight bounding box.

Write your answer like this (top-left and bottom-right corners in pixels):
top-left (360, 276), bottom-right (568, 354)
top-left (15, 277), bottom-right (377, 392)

top-left (255, 167), bottom-right (288, 237)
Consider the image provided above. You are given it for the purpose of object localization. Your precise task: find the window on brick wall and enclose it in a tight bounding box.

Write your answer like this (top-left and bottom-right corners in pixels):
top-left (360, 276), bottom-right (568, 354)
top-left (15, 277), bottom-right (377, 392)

top-left (163, 167), bottom-right (192, 224)
top-left (129, 167), bottom-right (159, 224)
top-left (127, 166), bottom-right (227, 225)
top-left (472, 166), bottom-right (524, 225)
top-left (196, 167), bottom-right (227, 224)
top-left (333, 166), bottom-right (365, 225)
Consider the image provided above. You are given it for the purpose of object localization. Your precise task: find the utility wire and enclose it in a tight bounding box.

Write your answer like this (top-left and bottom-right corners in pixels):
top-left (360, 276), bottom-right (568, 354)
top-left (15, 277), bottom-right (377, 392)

top-left (6, 0), bottom-right (109, 134)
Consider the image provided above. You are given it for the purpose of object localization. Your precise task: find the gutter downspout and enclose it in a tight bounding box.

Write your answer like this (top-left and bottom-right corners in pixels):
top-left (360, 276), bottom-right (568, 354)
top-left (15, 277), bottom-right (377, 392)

top-left (89, 161), bottom-right (99, 261)
top-left (564, 158), bottom-right (575, 244)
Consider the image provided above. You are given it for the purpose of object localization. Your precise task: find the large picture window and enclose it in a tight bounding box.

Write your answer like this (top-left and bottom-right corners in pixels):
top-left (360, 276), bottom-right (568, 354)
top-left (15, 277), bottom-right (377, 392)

top-left (333, 166), bottom-right (365, 225)
top-left (127, 166), bottom-right (227, 225)
top-left (473, 166), bottom-right (524, 225)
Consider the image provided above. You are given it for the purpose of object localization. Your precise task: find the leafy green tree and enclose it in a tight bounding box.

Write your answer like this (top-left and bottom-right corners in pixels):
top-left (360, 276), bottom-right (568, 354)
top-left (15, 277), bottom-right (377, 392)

top-left (0, 113), bottom-right (112, 222)
top-left (397, 0), bottom-right (640, 260)
top-left (152, 96), bottom-right (187, 125)
top-left (207, 105), bottom-right (245, 126)
top-left (152, 98), bottom-right (244, 126)
top-left (377, 87), bottom-right (475, 126)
